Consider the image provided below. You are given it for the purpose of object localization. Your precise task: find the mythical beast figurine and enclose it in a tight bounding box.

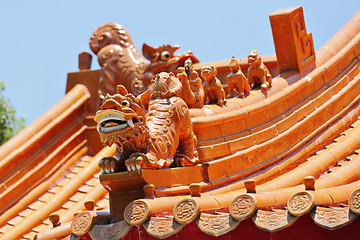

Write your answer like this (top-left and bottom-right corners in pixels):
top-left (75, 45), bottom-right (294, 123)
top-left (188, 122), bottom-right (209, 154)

top-left (177, 58), bottom-right (205, 108)
top-left (201, 65), bottom-right (227, 107)
top-left (247, 50), bottom-right (272, 94)
top-left (227, 56), bottom-right (251, 98)
top-left (90, 23), bottom-right (198, 97)
top-left (94, 72), bottom-right (199, 173)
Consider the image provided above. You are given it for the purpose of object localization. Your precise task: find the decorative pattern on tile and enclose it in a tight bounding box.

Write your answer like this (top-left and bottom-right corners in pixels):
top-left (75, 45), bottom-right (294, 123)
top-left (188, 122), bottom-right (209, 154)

top-left (197, 212), bottom-right (240, 236)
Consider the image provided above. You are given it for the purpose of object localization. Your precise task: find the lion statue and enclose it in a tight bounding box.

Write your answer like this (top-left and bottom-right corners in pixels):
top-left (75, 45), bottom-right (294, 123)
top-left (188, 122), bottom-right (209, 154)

top-left (94, 72), bottom-right (199, 173)
top-left (90, 23), bottom-right (198, 97)
top-left (247, 50), bottom-right (272, 94)
top-left (201, 65), bottom-right (227, 107)
top-left (226, 56), bottom-right (251, 98)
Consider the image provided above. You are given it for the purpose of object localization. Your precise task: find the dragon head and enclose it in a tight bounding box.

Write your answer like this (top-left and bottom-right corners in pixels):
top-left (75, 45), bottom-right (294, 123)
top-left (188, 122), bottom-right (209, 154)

top-left (94, 85), bottom-right (149, 153)
top-left (141, 44), bottom-right (199, 86)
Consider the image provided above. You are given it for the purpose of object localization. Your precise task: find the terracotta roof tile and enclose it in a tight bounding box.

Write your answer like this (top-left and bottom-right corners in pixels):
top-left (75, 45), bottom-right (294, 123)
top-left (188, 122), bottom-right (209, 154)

top-left (6, 215), bottom-right (25, 226)
top-left (47, 185), bottom-right (63, 194)
top-left (32, 224), bottom-right (50, 233)
top-left (0, 223), bottom-right (13, 234)
top-left (70, 166), bottom-right (85, 174)
top-left (37, 192), bottom-right (55, 203)
top-left (61, 201), bottom-right (75, 210)
top-left (64, 172), bottom-right (77, 180)
top-left (2, 7), bottom-right (360, 240)
top-left (85, 178), bottom-right (99, 187)
top-left (27, 201), bottom-right (45, 211)
top-left (17, 208), bottom-right (35, 218)
top-left (75, 159), bottom-right (91, 168)
top-left (22, 232), bottom-right (36, 240)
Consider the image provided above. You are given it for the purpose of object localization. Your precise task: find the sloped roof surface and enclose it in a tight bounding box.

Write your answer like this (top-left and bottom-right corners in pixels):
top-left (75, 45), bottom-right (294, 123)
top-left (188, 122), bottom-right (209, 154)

top-left (0, 7), bottom-right (360, 240)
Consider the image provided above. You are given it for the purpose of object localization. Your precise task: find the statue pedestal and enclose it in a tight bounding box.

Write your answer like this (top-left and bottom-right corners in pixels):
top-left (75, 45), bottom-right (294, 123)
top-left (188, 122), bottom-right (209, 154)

top-left (99, 165), bottom-right (204, 220)
top-left (100, 171), bottom-right (146, 220)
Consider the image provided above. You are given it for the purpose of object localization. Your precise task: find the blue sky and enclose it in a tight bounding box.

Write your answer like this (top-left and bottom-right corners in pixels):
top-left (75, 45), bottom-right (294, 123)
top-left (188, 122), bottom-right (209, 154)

top-left (0, 0), bottom-right (358, 124)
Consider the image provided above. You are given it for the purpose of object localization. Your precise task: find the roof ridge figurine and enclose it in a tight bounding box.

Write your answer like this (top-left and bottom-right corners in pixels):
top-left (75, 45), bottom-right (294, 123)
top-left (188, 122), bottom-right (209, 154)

top-left (226, 56), bottom-right (251, 98)
top-left (89, 23), bottom-right (198, 97)
top-left (201, 65), bottom-right (227, 107)
top-left (177, 58), bottom-right (205, 108)
top-left (247, 50), bottom-right (272, 94)
top-left (94, 72), bottom-right (199, 172)
top-left (7, 6), bottom-right (360, 240)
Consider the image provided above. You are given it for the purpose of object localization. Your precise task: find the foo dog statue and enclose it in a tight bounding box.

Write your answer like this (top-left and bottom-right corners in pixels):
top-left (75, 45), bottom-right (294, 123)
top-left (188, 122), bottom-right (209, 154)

top-left (247, 50), bottom-right (272, 94)
top-left (94, 72), bottom-right (199, 173)
top-left (201, 65), bottom-right (226, 107)
top-left (226, 56), bottom-right (251, 98)
top-left (90, 23), bottom-right (198, 97)
top-left (177, 58), bottom-right (204, 108)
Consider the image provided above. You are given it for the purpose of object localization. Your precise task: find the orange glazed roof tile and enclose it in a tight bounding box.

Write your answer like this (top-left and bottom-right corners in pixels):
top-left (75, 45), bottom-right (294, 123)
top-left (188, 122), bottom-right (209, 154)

top-left (1, 6), bottom-right (360, 240)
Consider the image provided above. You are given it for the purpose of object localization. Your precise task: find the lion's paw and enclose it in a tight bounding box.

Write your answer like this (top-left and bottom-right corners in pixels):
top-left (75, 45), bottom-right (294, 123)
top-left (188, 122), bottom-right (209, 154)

top-left (99, 157), bottom-right (118, 174)
top-left (125, 153), bottom-right (169, 171)
top-left (125, 153), bottom-right (148, 172)
top-left (175, 154), bottom-right (199, 167)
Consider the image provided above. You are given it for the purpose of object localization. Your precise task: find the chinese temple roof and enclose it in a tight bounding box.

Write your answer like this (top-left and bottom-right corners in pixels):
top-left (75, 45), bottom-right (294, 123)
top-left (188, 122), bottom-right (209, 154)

top-left (1, 6), bottom-right (360, 240)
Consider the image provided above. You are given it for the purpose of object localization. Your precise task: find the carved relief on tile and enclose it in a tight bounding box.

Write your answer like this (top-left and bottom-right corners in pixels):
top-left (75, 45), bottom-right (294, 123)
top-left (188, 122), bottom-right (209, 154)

top-left (124, 200), bottom-right (150, 225)
top-left (197, 212), bottom-right (240, 237)
top-left (253, 209), bottom-right (297, 232)
top-left (287, 191), bottom-right (314, 216)
top-left (229, 194), bottom-right (257, 220)
top-left (71, 211), bottom-right (94, 236)
top-left (173, 198), bottom-right (199, 224)
top-left (312, 206), bottom-right (355, 229)
top-left (143, 216), bottom-right (184, 239)
top-left (88, 220), bottom-right (132, 240)
top-left (349, 188), bottom-right (360, 215)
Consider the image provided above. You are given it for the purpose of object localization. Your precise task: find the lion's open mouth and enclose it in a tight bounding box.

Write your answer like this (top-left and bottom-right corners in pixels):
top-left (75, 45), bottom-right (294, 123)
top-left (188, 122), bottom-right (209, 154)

top-left (96, 111), bottom-right (140, 134)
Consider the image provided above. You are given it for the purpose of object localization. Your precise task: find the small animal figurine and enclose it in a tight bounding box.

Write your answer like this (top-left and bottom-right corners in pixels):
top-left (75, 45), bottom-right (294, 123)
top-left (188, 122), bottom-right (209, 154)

top-left (177, 58), bottom-right (205, 108)
top-left (201, 65), bottom-right (227, 107)
top-left (247, 50), bottom-right (272, 94)
top-left (226, 56), bottom-right (251, 98)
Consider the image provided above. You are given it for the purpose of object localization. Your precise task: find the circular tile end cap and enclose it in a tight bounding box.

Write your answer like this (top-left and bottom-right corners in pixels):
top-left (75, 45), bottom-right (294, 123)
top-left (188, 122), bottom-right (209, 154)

top-left (287, 191), bottom-right (314, 216)
top-left (124, 200), bottom-right (150, 226)
top-left (349, 188), bottom-right (360, 215)
top-left (173, 198), bottom-right (199, 225)
top-left (229, 194), bottom-right (257, 221)
top-left (71, 211), bottom-right (94, 236)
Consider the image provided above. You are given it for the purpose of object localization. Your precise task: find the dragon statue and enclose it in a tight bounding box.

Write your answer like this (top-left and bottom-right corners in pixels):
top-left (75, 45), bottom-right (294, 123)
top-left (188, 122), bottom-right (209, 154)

top-left (94, 72), bottom-right (199, 173)
top-left (89, 23), bottom-right (198, 97)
